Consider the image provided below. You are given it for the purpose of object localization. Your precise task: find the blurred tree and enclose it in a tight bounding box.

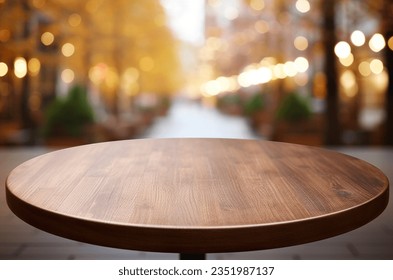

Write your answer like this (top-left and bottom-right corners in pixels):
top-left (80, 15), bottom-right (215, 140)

top-left (381, 0), bottom-right (393, 145)
top-left (322, 0), bottom-right (341, 145)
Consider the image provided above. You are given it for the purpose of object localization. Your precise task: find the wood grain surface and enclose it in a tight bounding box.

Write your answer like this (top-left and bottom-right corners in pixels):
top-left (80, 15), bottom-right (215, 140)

top-left (5, 139), bottom-right (389, 253)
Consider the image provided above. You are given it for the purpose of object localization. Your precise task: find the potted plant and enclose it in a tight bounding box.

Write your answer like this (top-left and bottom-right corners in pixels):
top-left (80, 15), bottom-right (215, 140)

top-left (216, 93), bottom-right (243, 115)
top-left (273, 92), bottom-right (322, 145)
top-left (42, 85), bottom-right (95, 146)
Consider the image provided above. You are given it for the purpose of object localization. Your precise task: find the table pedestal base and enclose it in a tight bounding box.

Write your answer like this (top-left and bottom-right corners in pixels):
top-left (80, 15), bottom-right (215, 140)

top-left (180, 253), bottom-right (206, 260)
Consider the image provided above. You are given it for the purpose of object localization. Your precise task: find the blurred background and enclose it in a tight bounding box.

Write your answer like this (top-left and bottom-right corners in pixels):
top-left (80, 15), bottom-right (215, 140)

top-left (0, 0), bottom-right (392, 147)
top-left (1, 0), bottom-right (393, 260)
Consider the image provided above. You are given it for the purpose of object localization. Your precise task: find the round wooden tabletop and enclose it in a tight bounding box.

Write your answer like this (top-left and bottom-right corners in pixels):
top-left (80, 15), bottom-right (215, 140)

top-left (6, 138), bottom-right (389, 254)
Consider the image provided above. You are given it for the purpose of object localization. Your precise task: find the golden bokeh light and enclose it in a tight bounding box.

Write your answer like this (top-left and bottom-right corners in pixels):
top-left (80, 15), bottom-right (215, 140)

top-left (359, 61), bottom-right (371, 77)
top-left (14, 57), bottom-right (27, 78)
top-left (62, 43), bottom-right (75, 57)
top-left (294, 36), bottom-right (308, 51)
top-left (340, 70), bottom-right (358, 98)
top-left (284, 61), bottom-right (297, 77)
top-left (294, 57), bottom-right (309, 73)
top-left (388, 36), bottom-right (393, 51)
top-left (369, 33), bottom-right (385, 52)
top-left (273, 63), bottom-right (287, 79)
top-left (61, 69), bottom-right (75, 84)
top-left (370, 59), bottom-right (384, 75)
top-left (334, 41), bottom-right (351, 58)
top-left (28, 58), bottom-right (41, 76)
top-left (295, 0), bottom-right (310, 13)
top-left (339, 53), bottom-right (354, 67)
top-left (350, 30), bottom-right (365, 47)
top-left (254, 20), bottom-right (269, 34)
top-left (68, 13), bottom-right (82, 27)
top-left (0, 62), bottom-right (8, 77)
top-left (41, 32), bottom-right (54, 46)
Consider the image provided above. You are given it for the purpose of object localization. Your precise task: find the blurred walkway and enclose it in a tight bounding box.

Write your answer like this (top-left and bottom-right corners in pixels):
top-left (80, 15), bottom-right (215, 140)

top-left (1, 98), bottom-right (392, 260)
top-left (138, 98), bottom-right (259, 139)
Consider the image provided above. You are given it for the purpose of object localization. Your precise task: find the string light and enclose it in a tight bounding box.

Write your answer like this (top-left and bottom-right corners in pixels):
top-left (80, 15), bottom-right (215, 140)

top-left (62, 43), bottom-right (75, 57)
top-left (0, 62), bottom-right (8, 77)
top-left (14, 57), bottom-right (27, 78)
top-left (41, 32), bottom-right (54, 46)
top-left (295, 0), bottom-right (310, 13)
top-left (334, 41), bottom-right (351, 58)
top-left (350, 30), bottom-right (365, 46)
top-left (369, 33), bottom-right (385, 52)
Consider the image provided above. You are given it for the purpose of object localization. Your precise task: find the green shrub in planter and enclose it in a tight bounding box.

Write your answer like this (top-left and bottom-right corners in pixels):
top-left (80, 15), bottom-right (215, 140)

top-left (43, 85), bottom-right (95, 138)
top-left (276, 92), bottom-right (312, 122)
top-left (244, 92), bottom-right (265, 116)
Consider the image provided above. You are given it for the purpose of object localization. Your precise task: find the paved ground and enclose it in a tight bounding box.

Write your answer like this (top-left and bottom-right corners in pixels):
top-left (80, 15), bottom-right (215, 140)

top-left (1, 98), bottom-right (392, 259)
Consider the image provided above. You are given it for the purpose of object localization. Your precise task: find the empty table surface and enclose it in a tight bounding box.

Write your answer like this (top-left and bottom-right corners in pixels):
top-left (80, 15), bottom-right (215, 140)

top-left (5, 138), bottom-right (389, 254)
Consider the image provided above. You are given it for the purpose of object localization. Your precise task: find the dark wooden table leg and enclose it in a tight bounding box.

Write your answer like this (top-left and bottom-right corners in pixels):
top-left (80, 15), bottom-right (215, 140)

top-left (180, 253), bottom-right (206, 260)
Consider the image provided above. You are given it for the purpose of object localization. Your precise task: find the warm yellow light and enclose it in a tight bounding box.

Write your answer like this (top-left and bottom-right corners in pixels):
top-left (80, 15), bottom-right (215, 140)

top-left (257, 67), bottom-right (272, 84)
top-left (0, 62), bottom-right (8, 77)
top-left (41, 32), bottom-right (54, 46)
top-left (294, 57), bottom-right (309, 73)
top-left (370, 59), bottom-right (384, 75)
top-left (284, 61), bottom-right (297, 77)
top-left (14, 57), bottom-right (27, 78)
top-left (68, 13), bottom-right (82, 27)
top-left (273, 64), bottom-right (287, 79)
top-left (388, 36), bottom-right (393, 51)
top-left (238, 72), bottom-right (253, 88)
top-left (350, 30), bottom-right (365, 46)
top-left (61, 69), bottom-right (75, 84)
top-left (339, 53), bottom-right (354, 67)
top-left (224, 7), bottom-right (239, 20)
top-left (340, 70), bottom-right (358, 98)
top-left (203, 80), bottom-right (222, 96)
top-left (139, 56), bottom-right (155, 72)
top-left (89, 63), bottom-right (107, 85)
top-left (250, 0), bottom-right (265, 11)
top-left (28, 58), bottom-right (41, 76)
top-left (369, 33), bottom-right (385, 52)
top-left (294, 36), bottom-right (308, 51)
top-left (359, 61), bottom-right (371, 77)
top-left (295, 0), bottom-right (310, 13)
top-left (334, 41), bottom-right (351, 58)
top-left (254, 20), bottom-right (269, 34)
top-left (62, 43), bottom-right (75, 57)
